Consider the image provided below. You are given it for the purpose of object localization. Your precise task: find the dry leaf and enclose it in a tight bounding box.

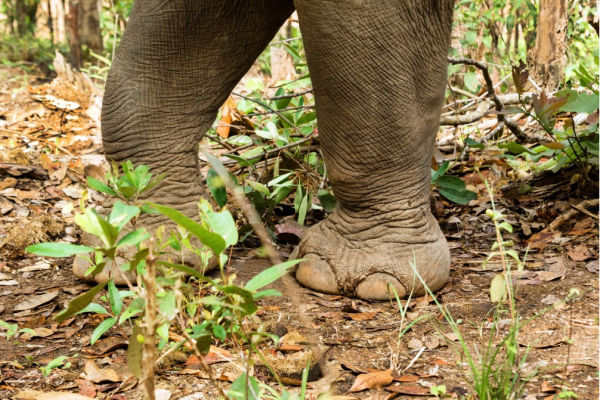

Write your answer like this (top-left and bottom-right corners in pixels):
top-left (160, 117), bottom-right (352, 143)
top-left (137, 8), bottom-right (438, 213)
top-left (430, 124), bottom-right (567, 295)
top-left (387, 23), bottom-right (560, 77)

top-left (349, 369), bottom-right (393, 392)
top-left (348, 312), bottom-right (378, 322)
top-left (14, 291), bottom-right (59, 311)
top-left (393, 374), bottom-right (419, 382)
top-left (83, 360), bottom-right (121, 383)
top-left (216, 97), bottom-right (237, 139)
top-left (15, 391), bottom-right (93, 400)
top-left (568, 245), bottom-right (593, 261)
top-left (385, 383), bottom-right (430, 395)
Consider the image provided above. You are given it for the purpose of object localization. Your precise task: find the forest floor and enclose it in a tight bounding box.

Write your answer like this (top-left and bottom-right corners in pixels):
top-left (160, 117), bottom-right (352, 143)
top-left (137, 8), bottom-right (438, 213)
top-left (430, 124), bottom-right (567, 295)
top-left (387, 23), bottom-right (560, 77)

top-left (0, 64), bottom-right (598, 400)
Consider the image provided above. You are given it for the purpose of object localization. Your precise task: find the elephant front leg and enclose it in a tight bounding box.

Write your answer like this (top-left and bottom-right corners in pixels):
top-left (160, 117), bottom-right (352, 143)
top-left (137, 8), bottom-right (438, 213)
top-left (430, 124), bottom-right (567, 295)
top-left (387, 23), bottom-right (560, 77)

top-left (293, 0), bottom-right (455, 300)
top-left (74, 0), bottom-right (294, 283)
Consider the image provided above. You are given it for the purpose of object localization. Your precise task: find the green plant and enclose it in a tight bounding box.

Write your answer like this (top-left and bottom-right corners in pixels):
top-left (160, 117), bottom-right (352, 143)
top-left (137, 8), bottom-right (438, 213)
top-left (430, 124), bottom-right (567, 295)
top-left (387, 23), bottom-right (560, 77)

top-left (558, 389), bottom-right (578, 399)
top-left (40, 355), bottom-right (71, 377)
top-left (0, 320), bottom-right (35, 340)
top-left (431, 160), bottom-right (478, 205)
top-left (26, 161), bottom-right (303, 396)
top-left (430, 384), bottom-right (448, 399)
top-left (501, 62), bottom-right (599, 177)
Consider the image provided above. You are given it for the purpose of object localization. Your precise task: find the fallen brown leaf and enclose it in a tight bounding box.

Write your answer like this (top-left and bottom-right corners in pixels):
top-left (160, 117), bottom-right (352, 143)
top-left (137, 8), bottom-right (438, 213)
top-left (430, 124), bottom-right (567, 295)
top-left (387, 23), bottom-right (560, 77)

top-left (568, 245), bottom-right (594, 261)
top-left (393, 374), bottom-right (419, 382)
top-left (348, 312), bottom-right (378, 322)
top-left (83, 360), bottom-right (121, 383)
top-left (15, 391), bottom-right (93, 400)
top-left (14, 291), bottom-right (59, 311)
top-left (349, 369), bottom-right (393, 392)
top-left (385, 383), bottom-right (430, 396)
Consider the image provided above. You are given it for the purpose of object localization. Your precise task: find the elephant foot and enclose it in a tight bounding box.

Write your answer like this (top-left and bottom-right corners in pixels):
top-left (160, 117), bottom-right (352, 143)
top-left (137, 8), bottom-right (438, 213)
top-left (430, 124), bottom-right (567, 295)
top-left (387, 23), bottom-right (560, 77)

top-left (292, 210), bottom-right (450, 301)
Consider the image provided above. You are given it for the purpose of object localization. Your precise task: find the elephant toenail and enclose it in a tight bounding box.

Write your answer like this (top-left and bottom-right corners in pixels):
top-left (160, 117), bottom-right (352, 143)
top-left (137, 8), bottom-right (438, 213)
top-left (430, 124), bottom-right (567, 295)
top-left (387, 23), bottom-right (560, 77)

top-left (295, 254), bottom-right (340, 294)
top-left (356, 273), bottom-right (406, 301)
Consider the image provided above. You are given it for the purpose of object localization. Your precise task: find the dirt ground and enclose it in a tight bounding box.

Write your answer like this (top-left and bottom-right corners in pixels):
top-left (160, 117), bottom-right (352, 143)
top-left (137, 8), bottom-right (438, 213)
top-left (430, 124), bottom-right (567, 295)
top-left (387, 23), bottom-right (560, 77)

top-left (0, 66), bottom-right (598, 400)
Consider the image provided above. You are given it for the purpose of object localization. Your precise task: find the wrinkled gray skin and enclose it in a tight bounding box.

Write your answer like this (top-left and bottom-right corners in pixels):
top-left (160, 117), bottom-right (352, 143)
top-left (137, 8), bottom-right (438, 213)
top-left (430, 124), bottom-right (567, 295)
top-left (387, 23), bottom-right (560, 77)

top-left (96, 0), bottom-right (455, 300)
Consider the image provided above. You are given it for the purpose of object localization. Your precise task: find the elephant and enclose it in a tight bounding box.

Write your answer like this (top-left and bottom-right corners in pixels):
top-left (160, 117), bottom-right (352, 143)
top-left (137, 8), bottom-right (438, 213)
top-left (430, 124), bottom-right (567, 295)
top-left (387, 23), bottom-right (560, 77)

top-left (74, 0), bottom-right (455, 301)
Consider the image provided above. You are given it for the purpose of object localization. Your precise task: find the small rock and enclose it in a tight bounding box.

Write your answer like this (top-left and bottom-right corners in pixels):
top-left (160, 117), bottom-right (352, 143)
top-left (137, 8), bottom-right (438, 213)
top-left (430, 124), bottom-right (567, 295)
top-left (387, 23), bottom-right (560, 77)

top-left (154, 389), bottom-right (171, 400)
top-left (407, 338), bottom-right (423, 351)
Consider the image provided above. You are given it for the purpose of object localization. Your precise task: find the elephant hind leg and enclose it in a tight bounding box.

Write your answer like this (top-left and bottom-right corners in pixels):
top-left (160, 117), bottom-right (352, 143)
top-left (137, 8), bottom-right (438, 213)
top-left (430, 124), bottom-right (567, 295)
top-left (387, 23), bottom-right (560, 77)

top-left (293, 0), bottom-right (454, 300)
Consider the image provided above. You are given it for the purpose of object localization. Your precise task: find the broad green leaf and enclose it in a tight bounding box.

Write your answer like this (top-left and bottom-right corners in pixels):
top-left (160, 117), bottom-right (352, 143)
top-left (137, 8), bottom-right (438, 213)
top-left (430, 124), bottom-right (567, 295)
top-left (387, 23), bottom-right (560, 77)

top-left (268, 172), bottom-right (294, 187)
top-left (119, 302), bottom-right (143, 324)
top-left (464, 71), bottom-right (479, 92)
top-left (296, 111), bottom-right (316, 125)
top-left (212, 324), bottom-right (226, 340)
top-left (76, 302), bottom-right (108, 315)
top-left (559, 91), bottom-right (599, 114)
top-left (206, 168), bottom-right (227, 207)
top-left (195, 332), bottom-right (212, 355)
top-left (499, 142), bottom-right (536, 155)
top-left (228, 373), bottom-right (261, 400)
top-left (490, 273), bottom-right (507, 303)
top-left (158, 291), bottom-right (177, 321)
top-left (431, 161), bottom-right (450, 182)
top-left (224, 154), bottom-right (256, 168)
top-left (465, 137), bottom-right (484, 149)
top-left (54, 282), bottom-right (107, 322)
top-left (150, 203), bottom-right (226, 255)
top-left (109, 201), bottom-right (140, 230)
top-left (116, 228), bottom-right (150, 248)
top-left (256, 121), bottom-right (280, 141)
top-left (221, 285), bottom-right (257, 315)
top-left (108, 281), bottom-right (123, 315)
top-left (157, 261), bottom-right (209, 281)
top-left (436, 175), bottom-right (466, 191)
top-left (252, 289), bottom-right (282, 299)
top-left (317, 190), bottom-right (337, 212)
top-left (75, 208), bottom-right (118, 248)
top-left (247, 181), bottom-right (270, 197)
top-left (90, 317), bottom-right (117, 345)
top-left (87, 177), bottom-right (117, 197)
top-left (127, 323), bottom-right (143, 378)
top-left (200, 202), bottom-right (238, 248)
top-left (26, 243), bottom-right (94, 257)
top-left (245, 259), bottom-right (302, 291)
top-left (440, 187), bottom-right (477, 205)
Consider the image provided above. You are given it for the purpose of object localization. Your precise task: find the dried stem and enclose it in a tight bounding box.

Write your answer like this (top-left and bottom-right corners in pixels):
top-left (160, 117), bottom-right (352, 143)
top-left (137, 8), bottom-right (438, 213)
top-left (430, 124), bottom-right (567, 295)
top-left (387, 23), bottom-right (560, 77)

top-left (141, 240), bottom-right (158, 400)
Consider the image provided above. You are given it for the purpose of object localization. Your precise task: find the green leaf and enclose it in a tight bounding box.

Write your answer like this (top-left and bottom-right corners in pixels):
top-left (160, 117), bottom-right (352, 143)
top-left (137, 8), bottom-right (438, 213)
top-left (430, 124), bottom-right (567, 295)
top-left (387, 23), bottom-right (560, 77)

top-left (245, 259), bottom-right (302, 291)
top-left (255, 121), bottom-right (280, 140)
top-left (212, 324), bottom-right (226, 341)
top-left (127, 323), bottom-right (143, 379)
top-left (116, 228), bottom-right (150, 248)
top-left (206, 168), bottom-right (227, 207)
top-left (268, 172), bottom-right (294, 187)
top-left (118, 302), bottom-right (144, 324)
top-left (90, 317), bottom-right (117, 345)
top-left (296, 111), bottom-right (316, 126)
top-left (252, 288), bottom-right (282, 299)
top-left (201, 204), bottom-right (238, 248)
top-left (159, 291), bottom-right (177, 321)
top-left (431, 160), bottom-right (450, 182)
top-left (75, 208), bottom-right (118, 248)
top-left (436, 175), bottom-right (467, 191)
top-left (76, 302), bottom-right (109, 315)
top-left (439, 187), bottom-right (477, 205)
top-left (490, 273), bottom-right (507, 303)
top-left (108, 281), bottom-right (123, 315)
top-left (464, 71), bottom-right (479, 92)
top-left (109, 201), bottom-right (140, 230)
top-left (54, 282), bottom-right (107, 323)
top-left (317, 190), bottom-right (337, 212)
top-left (150, 203), bottom-right (226, 255)
top-left (87, 177), bottom-right (117, 196)
top-left (221, 285), bottom-right (257, 315)
top-left (499, 141), bottom-right (536, 155)
top-left (247, 181), bottom-right (270, 197)
top-left (560, 91), bottom-right (599, 114)
top-left (26, 243), bottom-right (94, 257)
top-left (465, 137), bottom-right (484, 149)
top-left (297, 193), bottom-right (309, 225)
top-left (157, 261), bottom-right (209, 281)
top-left (195, 332), bottom-right (212, 355)
top-left (228, 373), bottom-right (261, 400)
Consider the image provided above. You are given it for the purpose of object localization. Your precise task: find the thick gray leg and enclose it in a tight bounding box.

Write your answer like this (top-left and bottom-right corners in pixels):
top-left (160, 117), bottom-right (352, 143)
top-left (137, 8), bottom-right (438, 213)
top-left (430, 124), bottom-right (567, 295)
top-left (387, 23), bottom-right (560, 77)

top-left (294, 0), bottom-right (455, 300)
top-left (75, 0), bottom-right (294, 283)
top-left (102, 0), bottom-right (294, 221)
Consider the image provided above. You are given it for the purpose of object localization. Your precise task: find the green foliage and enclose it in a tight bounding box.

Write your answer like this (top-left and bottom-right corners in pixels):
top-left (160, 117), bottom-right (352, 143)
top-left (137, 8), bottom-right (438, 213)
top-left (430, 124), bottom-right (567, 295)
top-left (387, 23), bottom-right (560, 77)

top-left (26, 162), bottom-right (299, 393)
top-left (0, 319), bottom-right (35, 340)
top-left (40, 355), bottom-right (71, 377)
top-left (431, 161), bottom-right (478, 205)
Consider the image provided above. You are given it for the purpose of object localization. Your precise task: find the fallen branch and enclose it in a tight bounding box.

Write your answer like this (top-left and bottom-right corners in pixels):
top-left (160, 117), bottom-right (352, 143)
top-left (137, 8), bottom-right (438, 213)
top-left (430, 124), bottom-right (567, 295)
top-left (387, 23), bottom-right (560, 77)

top-left (447, 57), bottom-right (535, 144)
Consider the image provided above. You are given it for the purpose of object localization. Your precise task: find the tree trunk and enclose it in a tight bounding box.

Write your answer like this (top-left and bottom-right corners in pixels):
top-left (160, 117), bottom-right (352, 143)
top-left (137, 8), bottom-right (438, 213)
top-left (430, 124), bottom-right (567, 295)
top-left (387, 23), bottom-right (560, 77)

top-left (66, 0), bottom-right (102, 68)
top-left (15, 0), bottom-right (40, 35)
top-left (530, 0), bottom-right (567, 90)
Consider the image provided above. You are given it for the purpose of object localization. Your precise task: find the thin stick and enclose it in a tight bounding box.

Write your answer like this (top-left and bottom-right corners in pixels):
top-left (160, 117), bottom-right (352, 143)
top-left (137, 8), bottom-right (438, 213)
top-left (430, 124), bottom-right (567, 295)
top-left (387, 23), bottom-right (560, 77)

top-left (142, 240), bottom-right (157, 400)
